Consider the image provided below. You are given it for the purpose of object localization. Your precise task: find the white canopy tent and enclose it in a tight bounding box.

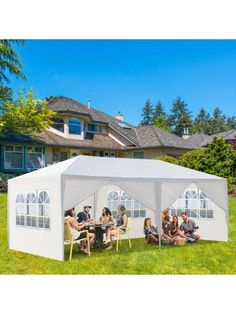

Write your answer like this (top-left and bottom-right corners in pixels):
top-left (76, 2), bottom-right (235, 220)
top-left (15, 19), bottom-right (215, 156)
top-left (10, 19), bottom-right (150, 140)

top-left (8, 155), bottom-right (228, 261)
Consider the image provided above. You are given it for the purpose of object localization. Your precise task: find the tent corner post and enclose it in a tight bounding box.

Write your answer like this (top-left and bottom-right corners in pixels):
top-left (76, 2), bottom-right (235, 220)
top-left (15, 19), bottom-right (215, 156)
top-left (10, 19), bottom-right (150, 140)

top-left (154, 182), bottom-right (162, 251)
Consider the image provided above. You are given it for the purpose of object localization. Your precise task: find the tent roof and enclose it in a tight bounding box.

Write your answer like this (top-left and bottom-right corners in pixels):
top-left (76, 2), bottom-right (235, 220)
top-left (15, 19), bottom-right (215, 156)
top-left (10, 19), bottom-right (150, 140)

top-left (9, 155), bottom-right (226, 182)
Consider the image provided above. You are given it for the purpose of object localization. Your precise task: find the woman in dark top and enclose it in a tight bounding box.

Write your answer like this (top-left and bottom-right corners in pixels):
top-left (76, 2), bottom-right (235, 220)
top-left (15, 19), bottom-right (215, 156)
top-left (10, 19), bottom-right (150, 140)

top-left (143, 218), bottom-right (159, 243)
top-left (169, 216), bottom-right (187, 238)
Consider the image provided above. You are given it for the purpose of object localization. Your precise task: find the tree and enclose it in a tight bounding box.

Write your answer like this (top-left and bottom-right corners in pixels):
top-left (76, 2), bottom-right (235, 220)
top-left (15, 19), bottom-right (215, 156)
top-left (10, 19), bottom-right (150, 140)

top-left (209, 107), bottom-right (226, 134)
top-left (168, 97), bottom-right (192, 136)
top-left (140, 99), bottom-right (153, 125)
top-left (153, 155), bottom-right (179, 165)
top-left (153, 101), bottom-right (166, 119)
top-left (0, 40), bottom-right (26, 106)
top-left (179, 137), bottom-right (235, 178)
top-left (152, 101), bottom-right (172, 132)
top-left (0, 89), bottom-right (56, 136)
top-left (226, 116), bottom-right (236, 130)
top-left (192, 107), bottom-right (211, 134)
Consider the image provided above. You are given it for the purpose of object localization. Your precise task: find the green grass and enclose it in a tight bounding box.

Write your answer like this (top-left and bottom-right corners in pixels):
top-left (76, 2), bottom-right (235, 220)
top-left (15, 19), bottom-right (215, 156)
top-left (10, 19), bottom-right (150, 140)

top-left (1, 193), bottom-right (236, 274)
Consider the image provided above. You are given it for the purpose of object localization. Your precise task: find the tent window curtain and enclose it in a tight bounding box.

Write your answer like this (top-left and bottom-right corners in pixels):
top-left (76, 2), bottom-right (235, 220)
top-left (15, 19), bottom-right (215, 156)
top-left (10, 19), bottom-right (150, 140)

top-left (15, 190), bottom-right (50, 229)
top-left (107, 190), bottom-right (146, 219)
top-left (170, 188), bottom-right (214, 219)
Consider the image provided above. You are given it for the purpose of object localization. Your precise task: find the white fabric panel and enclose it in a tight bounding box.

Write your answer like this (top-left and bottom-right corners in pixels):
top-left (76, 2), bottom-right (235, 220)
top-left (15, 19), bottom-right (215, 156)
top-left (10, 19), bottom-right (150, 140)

top-left (196, 180), bottom-right (228, 211)
top-left (62, 176), bottom-right (109, 211)
top-left (63, 156), bottom-right (223, 181)
top-left (8, 176), bottom-right (63, 261)
top-left (161, 182), bottom-right (192, 210)
top-left (115, 181), bottom-right (156, 210)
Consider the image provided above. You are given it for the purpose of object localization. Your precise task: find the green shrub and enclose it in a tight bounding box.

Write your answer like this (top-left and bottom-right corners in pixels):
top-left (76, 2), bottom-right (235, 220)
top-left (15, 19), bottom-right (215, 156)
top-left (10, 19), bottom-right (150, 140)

top-left (0, 172), bottom-right (19, 192)
top-left (153, 156), bottom-right (179, 165)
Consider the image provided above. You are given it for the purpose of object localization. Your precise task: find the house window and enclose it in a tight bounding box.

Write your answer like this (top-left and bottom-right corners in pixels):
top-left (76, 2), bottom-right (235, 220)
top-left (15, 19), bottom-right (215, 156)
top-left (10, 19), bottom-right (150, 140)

top-left (133, 151), bottom-right (144, 159)
top-left (4, 145), bottom-right (23, 170)
top-left (52, 118), bottom-right (64, 133)
top-left (107, 190), bottom-right (146, 219)
top-left (26, 147), bottom-right (45, 169)
top-left (15, 190), bottom-right (50, 229)
top-left (88, 124), bottom-right (102, 133)
top-left (68, 118), bottom-right (82, 135)
top-left (100, 151), bottom-right (116, 157)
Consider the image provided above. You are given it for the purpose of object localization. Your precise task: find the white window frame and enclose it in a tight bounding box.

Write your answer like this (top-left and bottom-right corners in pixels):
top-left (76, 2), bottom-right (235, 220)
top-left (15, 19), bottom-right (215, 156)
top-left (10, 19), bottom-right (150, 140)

top-left (107, 189), bottom-right (146, 219)
top-left (15, 190), bottom-right (51, 230)
top-left (170, 188), bottom-right (214, 219)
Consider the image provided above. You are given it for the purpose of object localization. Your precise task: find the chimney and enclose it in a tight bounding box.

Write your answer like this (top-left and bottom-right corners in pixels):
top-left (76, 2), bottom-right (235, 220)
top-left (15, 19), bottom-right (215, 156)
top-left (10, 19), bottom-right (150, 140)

top-left (182, 127), bottom-right (190, 140)
top-left (115, 111), bottom-right (124, 121)
top-left (88, 99), bottom-right (91, 109)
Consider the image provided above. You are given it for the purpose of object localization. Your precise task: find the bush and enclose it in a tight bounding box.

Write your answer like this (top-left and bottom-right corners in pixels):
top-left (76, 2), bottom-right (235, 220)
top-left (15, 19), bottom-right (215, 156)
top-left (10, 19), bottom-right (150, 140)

top-left (0, 172), bottom-right (19, 192)
top-left (153, 156), bottom-right (179, 165)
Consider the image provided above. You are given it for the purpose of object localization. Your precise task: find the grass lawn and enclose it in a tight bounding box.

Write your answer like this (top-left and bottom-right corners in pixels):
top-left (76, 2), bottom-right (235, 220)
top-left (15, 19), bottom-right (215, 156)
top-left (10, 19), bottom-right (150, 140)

top-left (1, 193), bottom-right (236, 274)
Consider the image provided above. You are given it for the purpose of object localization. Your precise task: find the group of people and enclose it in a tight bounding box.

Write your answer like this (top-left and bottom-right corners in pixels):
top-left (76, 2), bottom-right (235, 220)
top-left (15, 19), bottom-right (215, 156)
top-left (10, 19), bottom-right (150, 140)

top-left (65, 203), bottom-right (200, 255)
top-left (64, 204), bottom-right (128, 253)
top-left (144, 210), bottom-right (200, 245)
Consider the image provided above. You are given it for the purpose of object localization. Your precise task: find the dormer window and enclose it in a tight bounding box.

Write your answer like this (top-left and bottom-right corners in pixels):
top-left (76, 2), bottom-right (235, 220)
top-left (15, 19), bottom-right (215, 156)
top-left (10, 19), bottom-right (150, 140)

top-left (88, 124), bottom-right (102, 133)
top-left (68, 118), bottom-right (82, 135)
top-left (52, 118), bottom-right (64, 133)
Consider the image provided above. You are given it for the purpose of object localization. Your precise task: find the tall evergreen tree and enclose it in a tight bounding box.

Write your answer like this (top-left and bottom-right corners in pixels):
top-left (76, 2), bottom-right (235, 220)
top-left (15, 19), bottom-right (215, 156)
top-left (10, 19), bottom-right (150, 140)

top-left (209, 107), bottom-right (226, 134)
top-left (168, 97), bottom-right (192, 136)
top-left (193, 107), bottom-right (211, 134)
top-left (140, 99), bottom-right (153, 125)
top-left (152, 101), bottom-right (172, 131)
top-left (153, 101), bottom-right (166, 119)
top-left (226, 116), bottom-right (236, 130)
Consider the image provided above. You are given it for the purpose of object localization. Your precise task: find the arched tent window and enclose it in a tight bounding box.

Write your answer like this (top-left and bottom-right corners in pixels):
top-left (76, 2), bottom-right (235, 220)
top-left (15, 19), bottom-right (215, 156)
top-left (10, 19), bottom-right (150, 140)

top-left (52, 118), bottom-right (64, 132)
top-left (120, 192), bottom-right (132, 217)
top-left (107, 191), bottom-right (119, 212)
top-left (107, 190), bottom-right (146, 219)
top-left (185, 190), bottom-right (198, 217)
top-left (26, 192), bottom-right (37, 227)
top-left (38, 191), bottom-right (50, 229)
top-left (16, 193), bottom-right (25, 226)
top-left (68, 118), bottom-right (82, 135)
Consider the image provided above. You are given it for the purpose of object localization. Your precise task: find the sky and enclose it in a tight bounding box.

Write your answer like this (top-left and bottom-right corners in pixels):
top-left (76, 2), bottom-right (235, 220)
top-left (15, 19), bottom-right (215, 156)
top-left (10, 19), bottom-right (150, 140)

top-left (9, 40), bottom-right (236, 126)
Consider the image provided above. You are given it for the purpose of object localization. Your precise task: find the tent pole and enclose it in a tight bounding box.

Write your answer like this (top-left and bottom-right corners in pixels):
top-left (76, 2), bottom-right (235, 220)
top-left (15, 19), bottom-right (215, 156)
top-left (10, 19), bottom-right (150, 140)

top-left (154, 182), bottom-right (162, 250)
top-left (94, 190), bottom-right (98, 220)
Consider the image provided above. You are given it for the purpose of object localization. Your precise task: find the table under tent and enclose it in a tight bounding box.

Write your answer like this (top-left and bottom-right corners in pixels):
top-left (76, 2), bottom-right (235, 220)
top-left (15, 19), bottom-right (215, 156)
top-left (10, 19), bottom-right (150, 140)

top-left (8, 155), bottom-right (228, 261)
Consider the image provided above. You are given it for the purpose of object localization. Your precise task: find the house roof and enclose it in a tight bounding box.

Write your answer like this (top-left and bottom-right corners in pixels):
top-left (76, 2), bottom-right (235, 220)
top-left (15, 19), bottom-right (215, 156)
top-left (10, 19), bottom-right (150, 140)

top-left (47, 97), bottom-right (139, 146)
top-left (38, 130), bottom-right (123, 150)
top-left (136, 125), bottom-right (198, 150)
top-left (185, 133), bottom-right (210, 147)
top-left (187, 129), bottom-right (236, 147)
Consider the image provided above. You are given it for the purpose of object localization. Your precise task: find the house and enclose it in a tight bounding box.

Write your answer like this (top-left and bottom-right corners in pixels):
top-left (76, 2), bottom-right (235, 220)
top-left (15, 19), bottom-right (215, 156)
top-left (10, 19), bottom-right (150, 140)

top-left (0, 96), bottom-right (197, 173)
top-left (186, 129), bottom-right (236, 149)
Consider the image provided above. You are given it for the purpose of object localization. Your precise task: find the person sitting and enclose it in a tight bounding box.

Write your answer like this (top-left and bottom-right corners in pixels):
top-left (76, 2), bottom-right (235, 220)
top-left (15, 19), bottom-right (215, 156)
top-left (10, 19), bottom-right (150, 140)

top-left (106, 204), bottom-right (128, 250)
top-left (77, 205), bottom-right (92, 223)
top-left (180, 212), bottom-right (200, 242)
top-left (99, 207), bottom-right (114, 243)
top-left (65, 208), bottom-right (95, 254)
top-left (99, 207), bottom-right (114, 224)
top-left (162, 210), bottom-right (174, 243)
top-left (169, 216), bottom-right (187, 239)
top-left (143, 218), bottom-right (159, 244)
